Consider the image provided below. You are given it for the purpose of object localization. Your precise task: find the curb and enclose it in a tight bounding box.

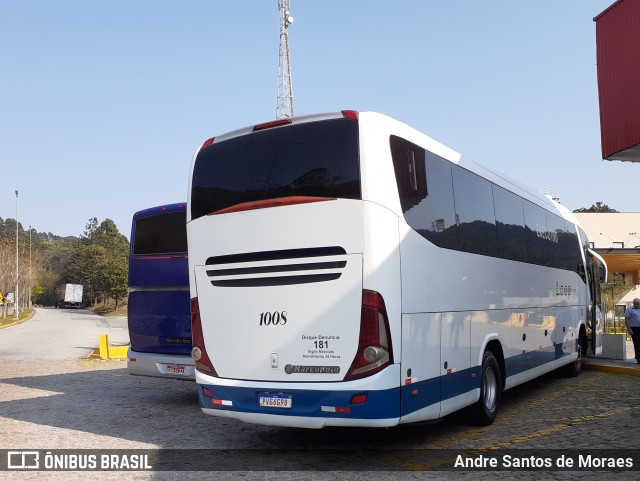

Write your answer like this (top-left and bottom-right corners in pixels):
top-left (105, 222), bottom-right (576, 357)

top-left (584, 362), bottom-right (640, 377)
top-left (0, 320), bottom-right (20, 329)
top-left (89, 334), bottom-right (129, 360)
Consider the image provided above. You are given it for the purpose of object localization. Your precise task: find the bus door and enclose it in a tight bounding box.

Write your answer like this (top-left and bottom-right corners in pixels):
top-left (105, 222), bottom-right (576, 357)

top-left (586, 249), bottom-right (607, 357)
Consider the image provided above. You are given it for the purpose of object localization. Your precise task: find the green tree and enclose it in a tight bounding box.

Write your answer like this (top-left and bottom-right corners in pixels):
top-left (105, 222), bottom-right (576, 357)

top-left (88, 219), bottom-right (128, 307)
top-left (0, 216), bottom-right (128, 311)
top-left (63, 242), bottom-right (103, 305)
top-left (601, 273), bottom-right (628, 304)
top-left (572, 202), bottom-right (619, 213)
top-left (64, 218), bottom-right (129, 307)
top-left (99, 253), bottom-right (129, 308)
top-left (31, 271), bottom-right (58, 306)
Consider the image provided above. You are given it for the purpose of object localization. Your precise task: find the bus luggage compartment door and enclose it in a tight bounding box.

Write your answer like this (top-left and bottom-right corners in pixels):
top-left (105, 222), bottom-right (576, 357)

top-left (194, 252), bottom-right (363, 382)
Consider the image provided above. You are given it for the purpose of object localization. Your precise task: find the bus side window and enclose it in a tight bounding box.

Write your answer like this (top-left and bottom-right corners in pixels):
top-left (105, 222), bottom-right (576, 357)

top-left (577, 262), bottom-right (586, 281)
top-left (523, 201), bottom-right (549, 266)
top-left (390, 135), bottom-right (426, 212)
top-left (390, 136), bottom-right (458, 249)
top-left (451, 165), bottom-right (498, 257)
top-left (493, 184), bottom-right (527, 263)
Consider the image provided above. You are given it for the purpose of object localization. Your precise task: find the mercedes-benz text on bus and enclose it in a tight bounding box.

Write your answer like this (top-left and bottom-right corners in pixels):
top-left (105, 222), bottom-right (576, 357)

top-left (127, 202), bottom-right (194, 380)
top-left (187, 111), bottom-right (606, 428)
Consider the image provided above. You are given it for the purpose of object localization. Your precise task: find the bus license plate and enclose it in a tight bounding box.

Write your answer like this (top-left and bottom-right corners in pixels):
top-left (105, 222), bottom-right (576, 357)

top-left (259, 393), bottom-right (292, 409)
top-left (167, 365), bottom-right (186, 375)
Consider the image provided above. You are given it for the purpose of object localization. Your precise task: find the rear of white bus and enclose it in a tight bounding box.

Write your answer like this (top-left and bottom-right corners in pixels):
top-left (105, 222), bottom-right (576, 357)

top-left (187, 111), bottom-right (402, 428)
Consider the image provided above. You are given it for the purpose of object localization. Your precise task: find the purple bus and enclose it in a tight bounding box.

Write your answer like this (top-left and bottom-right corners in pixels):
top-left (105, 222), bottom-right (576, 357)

top-left (127, 202), bottom-right (194, 380)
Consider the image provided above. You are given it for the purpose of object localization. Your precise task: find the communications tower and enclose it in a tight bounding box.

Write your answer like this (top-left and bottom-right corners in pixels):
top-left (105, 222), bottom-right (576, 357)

top-left (276, 0), bottom-right (294, 119)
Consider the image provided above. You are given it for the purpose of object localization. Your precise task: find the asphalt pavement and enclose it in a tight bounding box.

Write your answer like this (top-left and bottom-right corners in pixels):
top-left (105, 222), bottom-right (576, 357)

top-left (0, 307), bottom-right (127, 359)
top-left (1, 309), bottom-right (639, 480)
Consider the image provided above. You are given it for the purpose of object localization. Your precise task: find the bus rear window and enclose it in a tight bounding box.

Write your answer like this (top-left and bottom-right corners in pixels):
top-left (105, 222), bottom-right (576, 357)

top-left (133, 211), bottom-right (187, 255)
top-left (190, 118), bottom-right (361, 220)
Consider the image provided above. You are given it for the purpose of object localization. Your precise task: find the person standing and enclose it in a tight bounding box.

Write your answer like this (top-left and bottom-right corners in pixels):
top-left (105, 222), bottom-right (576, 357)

top-left (624, 298), bottom-right (640, 364)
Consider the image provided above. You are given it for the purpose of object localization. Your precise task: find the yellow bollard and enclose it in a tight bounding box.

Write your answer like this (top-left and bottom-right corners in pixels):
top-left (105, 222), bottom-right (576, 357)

top-left (99, 334), bottom-right (110, 359)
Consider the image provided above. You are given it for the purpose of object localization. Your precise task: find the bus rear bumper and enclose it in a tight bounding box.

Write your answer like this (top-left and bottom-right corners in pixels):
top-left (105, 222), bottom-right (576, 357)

top-left (127, 348), bottom-right (195, 380)
top-left (200, 407), bottom-right (399, 428)
top-left (195, 367), bottom-right (402, 428)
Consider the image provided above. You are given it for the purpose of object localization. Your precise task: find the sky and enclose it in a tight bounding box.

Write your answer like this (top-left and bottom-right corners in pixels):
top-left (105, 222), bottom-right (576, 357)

top-left (0, 0), bottom-right (635, 238)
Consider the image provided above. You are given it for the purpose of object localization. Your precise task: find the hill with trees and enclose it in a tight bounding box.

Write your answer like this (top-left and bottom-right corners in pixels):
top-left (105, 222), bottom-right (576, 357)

top-left (0, 216), bottom-right (128, 316)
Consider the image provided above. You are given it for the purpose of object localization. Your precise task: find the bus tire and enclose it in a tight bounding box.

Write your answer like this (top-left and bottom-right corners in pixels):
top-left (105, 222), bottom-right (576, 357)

top-left (562, 331), bottom-right (585, 378)
top-left (467, 350), bottom-right (501, 426)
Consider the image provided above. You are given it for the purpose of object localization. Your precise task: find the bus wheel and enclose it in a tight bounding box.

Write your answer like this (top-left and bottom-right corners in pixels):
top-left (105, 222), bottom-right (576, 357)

top-left (467, 350), bottom-right (501, 426)
top-left (562, 331), bottom-right (585, 378)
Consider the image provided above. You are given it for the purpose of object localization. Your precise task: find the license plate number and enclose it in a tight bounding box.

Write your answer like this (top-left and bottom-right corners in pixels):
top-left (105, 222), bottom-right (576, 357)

top-left (259, 393), bottom-right (292, 409)
top-left (166, 364), bottom-right (186, 375)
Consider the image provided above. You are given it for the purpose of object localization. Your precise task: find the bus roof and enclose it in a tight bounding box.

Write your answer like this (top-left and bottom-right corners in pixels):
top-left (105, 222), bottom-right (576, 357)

top-left (133, 202), bottom-right (187, 219)
top-left (195, 110), bottom-right (570, 224)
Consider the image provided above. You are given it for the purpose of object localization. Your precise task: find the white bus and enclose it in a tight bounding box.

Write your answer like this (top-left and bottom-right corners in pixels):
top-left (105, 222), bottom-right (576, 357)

top-left (186, 111), bottom-right (606, 428)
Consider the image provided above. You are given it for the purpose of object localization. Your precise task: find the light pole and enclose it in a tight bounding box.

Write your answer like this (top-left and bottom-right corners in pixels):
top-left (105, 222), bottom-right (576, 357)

top-left (15, 190), bottom-right (19, 320)
top-left (29, 225), bottom-right (32, 308)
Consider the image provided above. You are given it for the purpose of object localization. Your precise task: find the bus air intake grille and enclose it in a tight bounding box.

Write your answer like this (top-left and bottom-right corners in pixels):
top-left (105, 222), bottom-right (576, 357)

top-left (204, 247), bottom-right (348, 287)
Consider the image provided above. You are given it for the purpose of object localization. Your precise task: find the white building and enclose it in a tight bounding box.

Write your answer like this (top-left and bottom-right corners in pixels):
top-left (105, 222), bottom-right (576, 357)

top-left (574, 213), bottom-right (640, 286)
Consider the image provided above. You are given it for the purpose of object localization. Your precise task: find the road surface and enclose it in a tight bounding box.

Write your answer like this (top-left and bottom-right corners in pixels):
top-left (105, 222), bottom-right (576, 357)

top-left (0, 308), bottom-right (127, 360)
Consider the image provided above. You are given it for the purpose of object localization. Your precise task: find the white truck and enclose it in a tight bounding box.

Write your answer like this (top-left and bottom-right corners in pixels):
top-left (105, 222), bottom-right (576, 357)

top-left (56, 284), bottom-right (83, 308)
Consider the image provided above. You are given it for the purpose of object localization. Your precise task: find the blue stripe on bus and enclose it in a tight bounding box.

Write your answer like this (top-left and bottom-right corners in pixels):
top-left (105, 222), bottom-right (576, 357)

top-left (198, 340), bottom-right (579, 420)
top-left (504, 339), bottom-right (578, 377)
top-left (400, 365), bottom-right (482, 417)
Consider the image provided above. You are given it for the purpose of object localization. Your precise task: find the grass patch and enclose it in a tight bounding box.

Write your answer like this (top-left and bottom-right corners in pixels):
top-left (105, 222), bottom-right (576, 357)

top-left (0, 308), bottom-right (35, 328)
top-left (90, 304), bottom-right (128, 317)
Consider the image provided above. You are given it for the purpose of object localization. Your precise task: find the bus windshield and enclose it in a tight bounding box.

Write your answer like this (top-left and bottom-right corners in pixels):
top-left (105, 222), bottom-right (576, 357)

top-left (190, 118), bottom-right (361, 220)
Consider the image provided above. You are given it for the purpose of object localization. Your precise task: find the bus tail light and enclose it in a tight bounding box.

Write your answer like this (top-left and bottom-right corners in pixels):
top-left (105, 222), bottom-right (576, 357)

top-left (350, 393), bottom-right (367, 405)
top-left (200, 137), bottom-right (215, 152)
top-left (190, 297), bottom-right (218, 376)
top-left (341, 110), bottom-right (359, 121)
top-left (253, 119), bottom-right (292, 131)
top-left (344, 290), bottom-right (394, 381)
